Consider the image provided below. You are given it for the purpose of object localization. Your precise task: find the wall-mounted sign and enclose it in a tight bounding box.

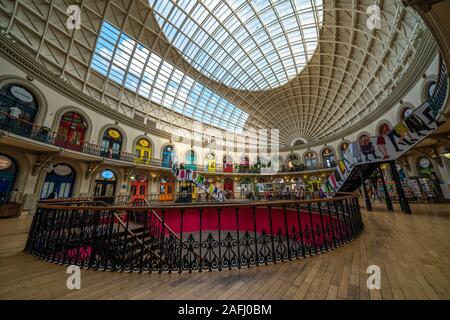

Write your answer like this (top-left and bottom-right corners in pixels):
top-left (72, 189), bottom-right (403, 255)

top-left (53, 164), bottom-right (72, 176)
top-left (134, 173), bottom-right (147, 182)
top-left (310, 176), bottom-right (318, 181)
top-left (419, 157), bottom-right (431, 169)
top-left (138, 139), bottom-right (149, 147)
top-left (108, 129), bottom-right (121, 140)
top-left (0, 155), bottom-right (12, 170)
top-left (10, 86), bottom-right (34, 103)
top-left (101, 170), bottom-right (115, 179)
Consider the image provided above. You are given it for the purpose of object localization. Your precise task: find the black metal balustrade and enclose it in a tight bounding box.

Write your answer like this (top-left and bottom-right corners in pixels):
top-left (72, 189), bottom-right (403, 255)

top-left (25, 193), bottom-right (363, 274)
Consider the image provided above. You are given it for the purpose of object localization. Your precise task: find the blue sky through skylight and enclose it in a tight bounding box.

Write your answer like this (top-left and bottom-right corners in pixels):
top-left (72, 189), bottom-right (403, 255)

top-left (149, 0), bottom-right (323, 91)
top-left (91, 21), bottom-right (249, 132)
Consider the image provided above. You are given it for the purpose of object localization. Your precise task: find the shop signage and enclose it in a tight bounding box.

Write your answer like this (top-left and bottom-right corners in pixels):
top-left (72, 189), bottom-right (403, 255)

top-left (54, 164), bottom-right (72, 176)
top-left (0, 156), bottom-right (12, 170)
top-left (419, 157), bottom-right (431, 169)
top-left (11, 86), bottom-right (33, 103)
top-left (101, 170), bottom-right (114, 179)
top-left (138, 139), bottom-right (149, 147)
top-left (108, 129), bottom-right (121, 139)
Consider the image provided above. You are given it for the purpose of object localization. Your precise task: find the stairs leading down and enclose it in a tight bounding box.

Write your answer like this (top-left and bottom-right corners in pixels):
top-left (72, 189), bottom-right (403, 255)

top-left (323, 58), bottom-right (448, 193)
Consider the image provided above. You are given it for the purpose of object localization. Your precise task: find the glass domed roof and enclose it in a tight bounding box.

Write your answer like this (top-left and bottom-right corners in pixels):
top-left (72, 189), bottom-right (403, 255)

top-left (150, 0), bottom-right (323, 91)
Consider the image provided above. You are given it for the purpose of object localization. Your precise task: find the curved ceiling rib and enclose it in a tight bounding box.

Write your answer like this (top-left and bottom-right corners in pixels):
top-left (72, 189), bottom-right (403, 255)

top-left (0, 0), bottom-right (430, 147)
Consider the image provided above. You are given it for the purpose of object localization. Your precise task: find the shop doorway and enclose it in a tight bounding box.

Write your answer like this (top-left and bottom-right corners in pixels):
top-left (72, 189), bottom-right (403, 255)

top-left (130, 173), bottom-right (148, 202)
top-left (40, 164), bottom-right (75, 199)
top-left (0, 154), bottom-right (18, 204)
top-left (94, 169), bottom-right (117, 204)
top-left (159, 176), bottom-right (174, 201)
top-left (100, 128), bottom-right (122, 160)
top-left (56, 112), bottom-right (87, 152)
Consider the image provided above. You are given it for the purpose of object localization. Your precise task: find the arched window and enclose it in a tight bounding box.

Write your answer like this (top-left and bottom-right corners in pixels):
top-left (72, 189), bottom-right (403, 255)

top-left (322, 148), bottom-right (335, 168)
top-left (130, 172), bottom-right (148, 201)
top-left (304, 152), bottom-right (318, 169)
top-left (223, 177), bottom-right (234, 195)
top-left (162, 145), bottom-right (174, 168)
top-left (41, 164), bottom-right (75, 199)
top-left (159, 175), bottom-right (174, 201)
top-left (135, 138), bottom-right (152, 164)
top-left (379, 123), bottom-right (391, 136)
top-left (293, 139), bottom-right (305, 146)
top-left (56, 112), bottom-right (87, 151)
top-left (0, 154), bottom-right (18, 203)
top-left (101, 128), bottom-right (122, 159)
top-left (401, 107), bottom-right (413, 120)
top-left (0, 84), bottom-right (39, 134)
top-left (223, 155), bottom-right (233, 172)
top-left (427, 81), bottom-right (437, 100)
top-left (340, 142), bottom-right (349, 159)
top-left (94, 169), bottom-right (117, 204)
top-left (185, 150), bottom-right (196, 170)
top-left (205, 153), bottom-right (216, 172)
top-left (239, 156), bottom-right (250, 172)
top-left (286, 153), bottom-right (300, 171)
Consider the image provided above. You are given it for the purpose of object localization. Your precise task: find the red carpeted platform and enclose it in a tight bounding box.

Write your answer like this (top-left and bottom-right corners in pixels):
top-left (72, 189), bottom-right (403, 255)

top-left (154, 207), bottom-right (339, 236)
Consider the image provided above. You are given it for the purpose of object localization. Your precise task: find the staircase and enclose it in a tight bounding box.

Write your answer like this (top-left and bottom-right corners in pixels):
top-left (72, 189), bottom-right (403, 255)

top-left (170, 163), bottom-right (226, 202)
top-left (323, 58), bottom-right (448, 193)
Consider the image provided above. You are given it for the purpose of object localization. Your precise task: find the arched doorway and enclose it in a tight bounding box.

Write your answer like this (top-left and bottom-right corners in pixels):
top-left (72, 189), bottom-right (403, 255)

top-left (135, 138), bottom-right (152, 164)
top-left (94, 169), bottom-right (117, 204)
top-left (205, 152), bottom-right (216, 172)
top-left (416, 157), bottom-right (443, 199)
top-left (273, 178), bottom-right (285, 194)
top-left (239, 155), bottom-right (249, 173)
top-left (130, 173), bottom-right (148, 202)
top-left (339, 142), bottom-right (349, 159)
top-left (223, 155), bottom-right (233, 172)
top-left (401, 107), bottom-right (413, 120)
top-left (101, 128), bottom-right (122, 159)
top-left (0, 84), bottom-right (39, 135)
top-left (40, 164), bottom-right (75, 199)
top-left (223, 178), bottom-right (233, 198)
top-left (162, 145), bottom-right (174, 168)
top-left (322, 148), bottom-right (335, 168)
top-left (159, 175), bottom-right (174, 201)
top-left (0, 154), bottom-right (18, 203)
top-left (185, 150), bottom-right (196, 170)
top-left (304, 152), bottom-right (318, 169)
top-left (286, 153), bottom-right (301, 171)
top-left (56, 111), bottom-right (87, 152)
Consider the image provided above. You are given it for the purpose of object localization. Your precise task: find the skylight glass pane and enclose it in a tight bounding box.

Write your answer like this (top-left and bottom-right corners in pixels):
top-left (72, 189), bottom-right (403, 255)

top-left (91, 20), bottom-right (248, 132)
top-left (150, 0), bottom-right (323, 91)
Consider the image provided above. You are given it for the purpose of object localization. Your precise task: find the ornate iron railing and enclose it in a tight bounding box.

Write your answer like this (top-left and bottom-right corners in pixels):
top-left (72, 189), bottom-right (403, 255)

top-left (25, 193), bottom-right (363, 274)
top-left (0, 107), bottom-right (335, 174)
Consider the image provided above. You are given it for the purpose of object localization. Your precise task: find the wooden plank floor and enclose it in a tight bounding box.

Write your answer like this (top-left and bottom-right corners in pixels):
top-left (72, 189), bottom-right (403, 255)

top-left (0, 201), bottom-right (449, 300)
